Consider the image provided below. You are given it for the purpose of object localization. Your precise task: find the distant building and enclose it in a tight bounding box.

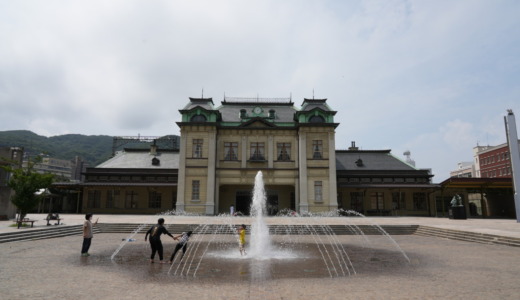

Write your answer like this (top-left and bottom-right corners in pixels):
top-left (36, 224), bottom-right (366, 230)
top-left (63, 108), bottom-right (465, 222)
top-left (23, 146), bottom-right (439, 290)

top-left (22, 156), bottom-right (88, 182)
top-left (475, 142), bottom-right (517, 178)
top-left (450, 161), bottom-right (475, 178)
top-left (0, 147), bottom-right (24, 219)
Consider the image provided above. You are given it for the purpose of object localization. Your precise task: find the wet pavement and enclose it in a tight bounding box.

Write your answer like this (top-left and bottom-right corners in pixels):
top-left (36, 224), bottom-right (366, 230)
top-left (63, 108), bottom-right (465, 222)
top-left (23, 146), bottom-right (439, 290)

top-left (1, 214), bottom-right (520, 299)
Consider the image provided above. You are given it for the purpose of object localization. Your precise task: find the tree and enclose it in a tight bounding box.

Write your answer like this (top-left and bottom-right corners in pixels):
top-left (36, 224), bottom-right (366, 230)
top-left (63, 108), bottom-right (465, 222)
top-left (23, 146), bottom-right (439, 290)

top-left (1, 156), bottom-right (54, 221)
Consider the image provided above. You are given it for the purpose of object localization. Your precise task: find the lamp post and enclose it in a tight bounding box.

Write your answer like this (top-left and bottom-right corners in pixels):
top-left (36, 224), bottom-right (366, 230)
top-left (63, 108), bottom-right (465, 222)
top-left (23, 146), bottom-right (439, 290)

top-left (504, 109), bottom-right (520, 222)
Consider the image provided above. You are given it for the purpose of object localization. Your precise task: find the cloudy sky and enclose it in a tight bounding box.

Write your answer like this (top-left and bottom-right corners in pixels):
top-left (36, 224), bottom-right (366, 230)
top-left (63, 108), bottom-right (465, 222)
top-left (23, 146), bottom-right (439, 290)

top-left (1, 0), bottom-right (519, 180)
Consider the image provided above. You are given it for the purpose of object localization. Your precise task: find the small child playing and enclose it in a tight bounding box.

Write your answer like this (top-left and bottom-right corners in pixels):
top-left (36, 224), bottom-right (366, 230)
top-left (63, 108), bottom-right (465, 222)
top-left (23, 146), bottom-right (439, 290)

top-left (238, 224), bottom-right (247, 256)
top-left (169, 231), bottom-right (193, 263)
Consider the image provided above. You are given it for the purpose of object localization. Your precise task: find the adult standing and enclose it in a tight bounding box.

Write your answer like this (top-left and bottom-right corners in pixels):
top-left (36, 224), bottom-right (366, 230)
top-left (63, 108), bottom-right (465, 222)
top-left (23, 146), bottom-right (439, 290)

top-left (81, 213), bottom-right (98, 257)
top-left (145, 218), bottom-right (175, 263)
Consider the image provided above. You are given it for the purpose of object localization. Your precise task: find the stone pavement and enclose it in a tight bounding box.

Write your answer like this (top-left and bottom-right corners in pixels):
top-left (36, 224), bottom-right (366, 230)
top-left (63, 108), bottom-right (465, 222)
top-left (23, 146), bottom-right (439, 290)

top-left (1, 214), bottom-right (520, 299)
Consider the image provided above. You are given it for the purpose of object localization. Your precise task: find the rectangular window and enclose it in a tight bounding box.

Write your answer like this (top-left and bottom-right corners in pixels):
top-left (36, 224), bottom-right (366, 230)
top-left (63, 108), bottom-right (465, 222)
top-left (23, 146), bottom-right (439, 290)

top-left (277, 143), bottom-right (291, 161)
top-left (370, 192), bottom-right (384, 210)
top-left (224, 142), bottom-right (238, 160)
top-left (312, 140), bottom-right (323, 159)
top-left (350, 192), bottom-right (364, 212)
top-left (314, 181), bottom-right (323, 202)
top-left (87, 190), bottom-right (101, 208)
top-left (392, 192), bottom-right (406, 210)
top-left (193, 139), bottom-right (203, 158)
top-left (106, 190), bottom-right (120, 208)
top-left (413, 192), bottom-right (427, 210)
top-left (148, 191), bottom-right (162, 209)
top-left (125, 191), bottom-right (138, 209)
top-left (250, 142), bottom-right (265, 160)
top-left (192, 180), bottom-right (200, 200)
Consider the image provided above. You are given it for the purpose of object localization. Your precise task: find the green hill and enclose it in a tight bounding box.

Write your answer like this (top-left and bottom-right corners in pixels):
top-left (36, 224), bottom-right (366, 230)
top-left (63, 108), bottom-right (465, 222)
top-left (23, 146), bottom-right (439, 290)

top-left (0, 130), bottom-right (113, 166)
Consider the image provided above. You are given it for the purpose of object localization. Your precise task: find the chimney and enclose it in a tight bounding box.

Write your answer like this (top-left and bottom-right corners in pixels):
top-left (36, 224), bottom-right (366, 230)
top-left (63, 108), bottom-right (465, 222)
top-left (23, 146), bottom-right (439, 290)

top-left (349, 141), bottom-right (359, 150)
top-left (150, 142), bottom-right (157, 155)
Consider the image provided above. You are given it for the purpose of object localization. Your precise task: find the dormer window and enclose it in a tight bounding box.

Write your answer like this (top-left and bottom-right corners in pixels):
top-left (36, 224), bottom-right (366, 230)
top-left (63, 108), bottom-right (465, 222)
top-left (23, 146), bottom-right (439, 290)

top-left (268, 109), bottom-right (275, 119)
top-left (355, 158), bottom-right (364, 167)
top-left (191, 114), bottom-right (207, 122)
top-left (309, 115), bottom-right (325, 123)
top-left (152, 157), bottom-right (160, 166)
top-left (240, 109), bottom-right (247, 119)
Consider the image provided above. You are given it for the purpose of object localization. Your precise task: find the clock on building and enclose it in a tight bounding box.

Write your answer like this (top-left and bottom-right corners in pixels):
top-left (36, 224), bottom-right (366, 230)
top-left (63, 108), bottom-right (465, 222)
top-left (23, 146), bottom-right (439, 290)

top-left (253, 107), bottom-right (263, 114)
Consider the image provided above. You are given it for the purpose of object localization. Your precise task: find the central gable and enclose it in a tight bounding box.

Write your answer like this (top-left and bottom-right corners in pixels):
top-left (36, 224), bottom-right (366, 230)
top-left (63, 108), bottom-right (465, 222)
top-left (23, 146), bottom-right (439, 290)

top-left (239, 118), bottom-right (276, 128)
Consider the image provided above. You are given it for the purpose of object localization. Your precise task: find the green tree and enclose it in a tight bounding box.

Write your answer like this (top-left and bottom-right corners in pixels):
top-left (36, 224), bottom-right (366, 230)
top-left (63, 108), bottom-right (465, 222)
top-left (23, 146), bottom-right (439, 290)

top-left (1, 157), bottom-right (54, 221)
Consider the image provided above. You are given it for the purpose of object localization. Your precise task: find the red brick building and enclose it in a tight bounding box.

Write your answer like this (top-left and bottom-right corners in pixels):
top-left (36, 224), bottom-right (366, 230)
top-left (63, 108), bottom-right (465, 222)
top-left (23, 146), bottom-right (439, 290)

top-left (476, 142), bottom-right (518, 178)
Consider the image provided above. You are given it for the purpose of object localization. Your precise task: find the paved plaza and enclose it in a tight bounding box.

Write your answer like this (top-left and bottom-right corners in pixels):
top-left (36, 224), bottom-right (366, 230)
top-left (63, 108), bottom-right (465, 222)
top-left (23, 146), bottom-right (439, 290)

top-left (1, 214), bottom-right (520, 299)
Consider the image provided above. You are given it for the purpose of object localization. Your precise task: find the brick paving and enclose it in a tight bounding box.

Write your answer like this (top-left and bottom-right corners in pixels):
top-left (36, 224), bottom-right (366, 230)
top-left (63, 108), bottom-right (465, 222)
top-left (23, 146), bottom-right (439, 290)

top-left (1, 214), bottom-right (520, 299)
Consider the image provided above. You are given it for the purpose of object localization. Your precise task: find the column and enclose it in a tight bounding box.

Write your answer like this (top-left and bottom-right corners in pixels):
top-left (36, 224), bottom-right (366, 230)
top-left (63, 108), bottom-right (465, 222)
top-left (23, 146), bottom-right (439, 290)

top-left (206, 128), bottom-right (216, 215)
top-left (328, 131), bottom-right (338, 210)
top-left (176, 130), bottom-right (187, 212)
top-left (298, 132), bottom-right (308, 213)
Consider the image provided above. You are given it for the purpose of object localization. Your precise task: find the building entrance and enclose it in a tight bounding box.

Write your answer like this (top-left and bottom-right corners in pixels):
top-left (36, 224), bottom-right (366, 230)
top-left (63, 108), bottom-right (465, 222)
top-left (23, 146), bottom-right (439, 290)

top-left (235, 191), bottom-right (251, 215)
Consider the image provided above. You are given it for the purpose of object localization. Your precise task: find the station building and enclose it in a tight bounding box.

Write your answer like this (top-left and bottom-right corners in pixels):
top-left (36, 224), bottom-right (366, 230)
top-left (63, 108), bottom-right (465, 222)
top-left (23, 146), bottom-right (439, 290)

top-left (63, 96), bottom-right (446, 217)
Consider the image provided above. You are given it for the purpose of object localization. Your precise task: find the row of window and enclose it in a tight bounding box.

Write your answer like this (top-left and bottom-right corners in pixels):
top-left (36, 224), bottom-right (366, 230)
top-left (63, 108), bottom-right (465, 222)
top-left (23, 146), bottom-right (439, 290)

top-left (192, 139), bottom-right (324, 160)
top-left (87, 175), bottom-right (174, 182)
top-left (345, 177), bottom-right (429, 183)
top-left (349, 192), bottom-right (428, 211)
top-left (87, 190), bottom-right (174, 209)
top-left (482, 167), bottom-right (512, 178)
top-left (480, 151), bottom-right (510, 165)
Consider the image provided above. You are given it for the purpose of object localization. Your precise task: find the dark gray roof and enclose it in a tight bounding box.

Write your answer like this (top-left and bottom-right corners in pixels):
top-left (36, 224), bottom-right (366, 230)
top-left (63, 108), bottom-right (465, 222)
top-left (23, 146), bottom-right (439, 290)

top-left (300, 99), bottom-right (334, 112)
top-left (217, 103), bottom-right (298, 123)
top-left (336, 150), bottom-right (417, 171)
top-left (181, 98), bottom-right (216, 111)
top-left (97, 150), bottom-right (179, 169)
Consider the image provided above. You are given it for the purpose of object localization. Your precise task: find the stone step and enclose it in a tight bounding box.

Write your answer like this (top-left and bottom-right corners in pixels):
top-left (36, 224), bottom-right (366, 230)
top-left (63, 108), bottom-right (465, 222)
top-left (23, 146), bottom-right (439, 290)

top-left (415, 226), bottom-right (520, 247)
top-left (0, 225), bottom-right (101, 243)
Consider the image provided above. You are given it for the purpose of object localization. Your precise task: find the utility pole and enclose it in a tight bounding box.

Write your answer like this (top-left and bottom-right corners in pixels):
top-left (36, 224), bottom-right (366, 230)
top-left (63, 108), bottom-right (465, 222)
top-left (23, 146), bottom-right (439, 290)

top-left (504, 109), bottom-right (520, 222)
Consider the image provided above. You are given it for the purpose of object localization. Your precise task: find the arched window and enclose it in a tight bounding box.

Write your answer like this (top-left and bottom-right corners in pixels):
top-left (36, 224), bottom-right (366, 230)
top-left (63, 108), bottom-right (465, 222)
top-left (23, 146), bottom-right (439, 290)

top-left (309, 115), bottom-right (325, 123)
top-left (190, 114), bottom-right (207, 122)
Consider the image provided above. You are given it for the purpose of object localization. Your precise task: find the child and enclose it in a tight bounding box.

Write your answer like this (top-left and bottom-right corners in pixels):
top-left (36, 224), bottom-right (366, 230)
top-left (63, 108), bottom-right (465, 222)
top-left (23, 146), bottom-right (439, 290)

top-left (238, 224), bottom-right (247, 256)
top-left (145, 218), bottom-right (175, 263)
top-left (169, 231), bottom-right (193, 263)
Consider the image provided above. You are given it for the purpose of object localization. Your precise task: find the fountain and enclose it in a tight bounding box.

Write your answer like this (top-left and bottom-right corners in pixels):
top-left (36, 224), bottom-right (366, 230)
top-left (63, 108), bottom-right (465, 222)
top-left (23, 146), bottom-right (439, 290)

top-left (109, 170), bottom-right (410, 281)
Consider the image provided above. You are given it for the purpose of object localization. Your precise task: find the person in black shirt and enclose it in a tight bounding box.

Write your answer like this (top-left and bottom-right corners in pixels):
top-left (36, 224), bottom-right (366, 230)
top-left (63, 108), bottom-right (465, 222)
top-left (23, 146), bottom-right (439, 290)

top-left (145, 218), bottom-right (174, 263)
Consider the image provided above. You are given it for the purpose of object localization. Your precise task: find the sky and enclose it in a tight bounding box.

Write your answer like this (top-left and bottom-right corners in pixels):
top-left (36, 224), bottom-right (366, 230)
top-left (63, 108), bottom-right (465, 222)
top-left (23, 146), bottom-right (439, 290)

top-left (1, 0), bottom-right (520, 181)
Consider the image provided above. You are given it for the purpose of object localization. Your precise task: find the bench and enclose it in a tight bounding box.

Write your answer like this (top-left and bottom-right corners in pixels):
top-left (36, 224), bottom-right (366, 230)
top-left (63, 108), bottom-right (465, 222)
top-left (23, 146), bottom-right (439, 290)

top-left (45, 218), bottom-right (63, 226)
top-left (15, 218), bottom-right (37, 229)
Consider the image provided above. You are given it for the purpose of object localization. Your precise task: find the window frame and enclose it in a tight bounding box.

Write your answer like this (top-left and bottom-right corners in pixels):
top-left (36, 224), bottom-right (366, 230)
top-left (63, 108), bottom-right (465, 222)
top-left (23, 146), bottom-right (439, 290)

top-left (192, 139), bottom-right (203, 158)
top-left (312, 140), bottom-right (323, 159)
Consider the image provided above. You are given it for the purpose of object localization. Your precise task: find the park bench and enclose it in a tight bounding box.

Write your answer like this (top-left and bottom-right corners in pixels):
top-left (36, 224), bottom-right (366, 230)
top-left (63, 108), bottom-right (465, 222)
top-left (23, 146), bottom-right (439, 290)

top-left (15, 218), bottom-right (37, 229)
top-left (45, 213), bottom-right (63, 226)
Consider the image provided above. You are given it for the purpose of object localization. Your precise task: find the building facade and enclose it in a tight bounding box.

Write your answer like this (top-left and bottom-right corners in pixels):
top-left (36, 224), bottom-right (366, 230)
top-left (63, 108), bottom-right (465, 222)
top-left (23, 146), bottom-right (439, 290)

top-left (175, 97), bottom-right (338, 215)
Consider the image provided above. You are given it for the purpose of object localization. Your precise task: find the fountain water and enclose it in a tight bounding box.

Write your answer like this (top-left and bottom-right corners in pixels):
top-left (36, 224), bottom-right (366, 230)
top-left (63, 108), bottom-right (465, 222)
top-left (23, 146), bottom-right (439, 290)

top-left (249, 171), bottom-right (272, 259)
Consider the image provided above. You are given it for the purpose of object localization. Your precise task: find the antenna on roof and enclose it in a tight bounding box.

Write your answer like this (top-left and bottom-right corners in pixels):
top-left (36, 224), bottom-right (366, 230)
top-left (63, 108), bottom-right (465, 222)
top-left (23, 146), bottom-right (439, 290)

top-left (313, 89), bottom-right (315, 99)
top-left (290, 92), bottom-right (292, 101)
top-left (202, 88), bottom-right (204, 99)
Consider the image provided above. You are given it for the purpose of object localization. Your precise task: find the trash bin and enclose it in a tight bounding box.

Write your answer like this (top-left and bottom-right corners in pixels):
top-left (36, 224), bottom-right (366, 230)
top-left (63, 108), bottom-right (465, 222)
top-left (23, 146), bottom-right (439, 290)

top-left (449, 206), bottom-right (467, 219)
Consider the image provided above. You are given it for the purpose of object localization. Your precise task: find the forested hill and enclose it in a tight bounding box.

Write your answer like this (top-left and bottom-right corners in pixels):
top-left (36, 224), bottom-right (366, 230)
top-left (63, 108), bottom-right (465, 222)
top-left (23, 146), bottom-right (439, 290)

top-left (0, 130), bottom-right (113, 166)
